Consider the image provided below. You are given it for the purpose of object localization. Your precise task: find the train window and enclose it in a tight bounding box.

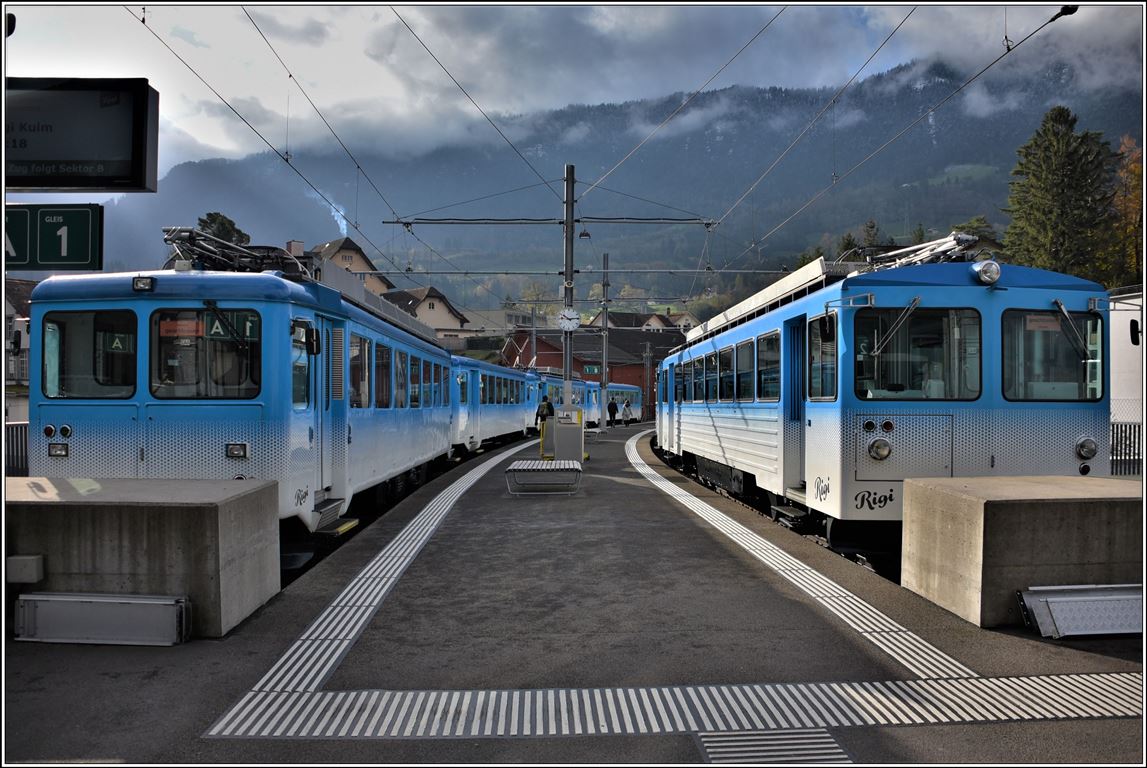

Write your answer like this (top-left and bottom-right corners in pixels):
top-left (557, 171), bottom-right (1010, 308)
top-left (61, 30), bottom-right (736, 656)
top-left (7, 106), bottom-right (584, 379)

top-left (683, 360), bottom-right (693, 401)
top-left (409, 356), bottom-right (422, 408)
top-left (808, 313), bottom-right (837, 401)
top-left (855, 309), bottom-right (980, 401)
top-left (150, 309), bottom-right (260, 400)
top-left (480, 374), bottom-right (488, 404)
top-left (757, 332), bottom-right (780, 401)
top-left (440, 365), bottom-right (450, 406)
top-left (42, 310), bottom-right (136, 399)
top-left (704, 353), bottom-right (719, 402)
top-left (291, 334), bottom-right (309, 409)
top-left (736, 341), bottom-right (754, 401)
top-left (395, 351), bottom-right (408, 408)
top-left (1002, 310), bottom-right (1102, 401)
top-left (424, 360), bottom-right (433, 406)
top-left (718, 347), bottom-right (735, 401)
top-left (375, 344), bottom-right (392, 408)
top-left (349, 334), bottom-right (370, 408)
top-left (674, 364), bottom-right (684, 403)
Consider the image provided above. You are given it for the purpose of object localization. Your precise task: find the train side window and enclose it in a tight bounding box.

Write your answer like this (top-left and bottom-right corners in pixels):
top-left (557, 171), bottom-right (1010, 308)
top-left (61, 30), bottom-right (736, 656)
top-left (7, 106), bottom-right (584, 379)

top-left (718, 347), bottom-right (734, 401)
top-left (683, 360), bottom-right (693, 401)
top-left (808, 313), bottom-right (837, 401)
top-left (375, 343), bottom-right (391, 408)
top-left (674, 364), bottom-right (684, 403)
top-left (424, 360), bottom-right (433, 406)
top-left (395, 350), bottom-right (408, 408)
top-left (349, 334), bottom-right (370, 408)
top-left (735, 341), bottom-right (754, 401)
top-left (704, 352), bottom-right (719, 402)
top-left (409, 355), bottom-right (422, 408)
top-left (757, 332), bottom-right (780, 401)
top-left (440, 364), bottom-right (450, 406)
top-left (291, 335), bottom-right (309, 409)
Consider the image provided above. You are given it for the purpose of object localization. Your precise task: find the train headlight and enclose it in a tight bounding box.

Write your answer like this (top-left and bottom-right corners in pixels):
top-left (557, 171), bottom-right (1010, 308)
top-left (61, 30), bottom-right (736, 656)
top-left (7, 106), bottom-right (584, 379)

top-left (225, 443), bottom-right (249, 459)
top-left (1075, 437), bottom-right (1098, 460)
top-left (43, 424), bottom-right (55, 438)
top-left (48, 443), bottom-right (69, 458)
top-left (867, 437), bottom-right (892, 461)
top-left (971, 260), bottom-right (1001, 285)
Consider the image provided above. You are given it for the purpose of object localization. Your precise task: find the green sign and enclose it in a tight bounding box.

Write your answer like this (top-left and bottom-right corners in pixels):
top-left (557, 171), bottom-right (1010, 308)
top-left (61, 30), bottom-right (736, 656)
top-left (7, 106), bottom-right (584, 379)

top-left (4, 203), bottom-right (103, 270)
top-left (584, 365), bottom-right (600, 374)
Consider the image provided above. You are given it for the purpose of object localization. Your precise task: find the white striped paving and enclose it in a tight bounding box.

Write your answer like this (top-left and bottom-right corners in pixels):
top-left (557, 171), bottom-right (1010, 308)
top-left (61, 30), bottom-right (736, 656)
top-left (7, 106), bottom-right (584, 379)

top-left (212, 440), bottom-right (540, 726)
top-left (698, 728), bottom-right (852, 764)
top-left (624, 432), bottom-right (977, 680)
top-left (206, 672), bottom-right (1142, 738)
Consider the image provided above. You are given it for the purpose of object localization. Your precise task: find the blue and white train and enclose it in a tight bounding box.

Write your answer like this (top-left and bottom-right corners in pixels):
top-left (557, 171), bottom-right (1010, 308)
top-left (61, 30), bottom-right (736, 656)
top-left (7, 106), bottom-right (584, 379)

top-left (24, 229), bottom-right (576, 536)
top-left (656, 235), bottom-right (1111, 547)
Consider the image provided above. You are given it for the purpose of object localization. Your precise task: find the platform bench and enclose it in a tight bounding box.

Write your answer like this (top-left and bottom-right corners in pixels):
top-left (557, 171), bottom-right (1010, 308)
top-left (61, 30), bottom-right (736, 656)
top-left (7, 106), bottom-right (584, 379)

top-left (505, 460), bottom-right (582, 496)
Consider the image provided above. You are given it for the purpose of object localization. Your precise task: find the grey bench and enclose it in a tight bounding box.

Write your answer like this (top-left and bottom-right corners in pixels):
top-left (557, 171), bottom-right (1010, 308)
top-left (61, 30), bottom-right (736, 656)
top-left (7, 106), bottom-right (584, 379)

top-left (505, 460), bottom-right (583, 495)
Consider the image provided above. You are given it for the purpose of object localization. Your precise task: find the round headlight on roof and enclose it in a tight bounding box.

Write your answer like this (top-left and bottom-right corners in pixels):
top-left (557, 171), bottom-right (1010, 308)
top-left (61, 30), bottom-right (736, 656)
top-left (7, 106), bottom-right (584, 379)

top-left (971, 260), bottom-right (1001, 285)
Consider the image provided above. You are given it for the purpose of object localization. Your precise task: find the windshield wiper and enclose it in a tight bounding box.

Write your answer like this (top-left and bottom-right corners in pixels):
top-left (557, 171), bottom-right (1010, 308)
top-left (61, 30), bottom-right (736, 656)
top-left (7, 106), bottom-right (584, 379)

top-left (203, 300), bottom-right (248, 353)
top-left (1052, 299), bottom-right (1093, 362)
top-left (871, 296), bottom-right (921, 356)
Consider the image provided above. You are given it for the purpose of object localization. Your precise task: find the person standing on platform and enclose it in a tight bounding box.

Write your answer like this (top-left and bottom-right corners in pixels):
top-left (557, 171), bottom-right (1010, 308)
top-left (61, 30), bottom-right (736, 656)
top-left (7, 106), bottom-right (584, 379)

top-left (621, 399), bottom-right (633, 427)
top-left (607, 397), bottom-right (618, 428)
top-left (535, 394), bottom-right (554, 430)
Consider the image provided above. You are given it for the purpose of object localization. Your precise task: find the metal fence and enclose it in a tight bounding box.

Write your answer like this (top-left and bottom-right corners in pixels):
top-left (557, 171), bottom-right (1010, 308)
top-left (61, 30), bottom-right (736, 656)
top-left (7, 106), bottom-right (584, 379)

top-left (1111, 421), bottom-right (1142, 476)
top-left (5, 421), bottom-right (29, 477)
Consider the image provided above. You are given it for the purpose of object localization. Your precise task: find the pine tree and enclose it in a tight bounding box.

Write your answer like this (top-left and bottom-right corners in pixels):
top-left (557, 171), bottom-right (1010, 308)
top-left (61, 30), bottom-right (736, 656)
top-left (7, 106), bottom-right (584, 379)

top-left (861, 219), bottom-right (882, 246)
top-left (951, 215), bottom-right (999, 241)
top-left (1003, 106), bottom-right (1119, 280)
top-left (910, 224), bottom-right (927, 245)
top-left (837, 232), bottom-right (859, 258)
top-left (197, 212), bottom-right (251, 245)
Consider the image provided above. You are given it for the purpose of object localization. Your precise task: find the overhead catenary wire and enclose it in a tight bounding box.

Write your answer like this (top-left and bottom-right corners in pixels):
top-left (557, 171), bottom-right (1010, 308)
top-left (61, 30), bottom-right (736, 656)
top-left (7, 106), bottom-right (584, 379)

top-left (391, 6), bottom-right (564, 205)
top-left (578, 6), bottom-right (787, 204)
top-left (713, 7), bottom-right (917, 228)
top-left (715, 4), bottom-right (1080, 274)
top-left (123, 5), bottom-right (427, 292)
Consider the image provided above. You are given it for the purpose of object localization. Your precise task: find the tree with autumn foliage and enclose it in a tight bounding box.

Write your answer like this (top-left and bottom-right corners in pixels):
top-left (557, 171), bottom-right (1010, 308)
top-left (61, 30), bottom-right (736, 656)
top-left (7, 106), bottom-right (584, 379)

top-left (1003, 106), bottom-right (1120, 283)
top-left (1101, 135), bottom-right (1143, 289)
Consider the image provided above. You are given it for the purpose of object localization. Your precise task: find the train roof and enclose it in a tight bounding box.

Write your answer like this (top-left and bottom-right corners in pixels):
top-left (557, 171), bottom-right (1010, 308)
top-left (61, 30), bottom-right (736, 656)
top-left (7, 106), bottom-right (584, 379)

top-left (31, 269), bottom-right (310, 304)
top-left (840, 262), bottom-right (1106, 292)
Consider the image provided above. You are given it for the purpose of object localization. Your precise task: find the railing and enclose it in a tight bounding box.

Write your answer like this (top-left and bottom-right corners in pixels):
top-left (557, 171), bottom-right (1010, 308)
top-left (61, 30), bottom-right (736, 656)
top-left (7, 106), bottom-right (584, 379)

top-left (5, 421), bottom-right (29, 477)
top-left (1111, 421), bottom-right (1142, 476)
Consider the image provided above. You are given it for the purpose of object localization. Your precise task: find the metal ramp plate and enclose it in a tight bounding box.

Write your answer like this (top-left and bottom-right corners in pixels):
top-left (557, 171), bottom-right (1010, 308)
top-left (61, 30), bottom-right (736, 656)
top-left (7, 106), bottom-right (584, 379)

top-left (505, 460), bottom-right (582, 496)
top-left (15, 592), bottom-right (192, 646)
top-left (1018, 584), bottom-right (1142, 639)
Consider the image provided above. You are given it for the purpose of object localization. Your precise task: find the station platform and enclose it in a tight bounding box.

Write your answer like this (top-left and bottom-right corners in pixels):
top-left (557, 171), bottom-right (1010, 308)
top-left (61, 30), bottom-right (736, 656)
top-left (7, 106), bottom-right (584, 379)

top-left (4, 424), bottom-right (1142, 764)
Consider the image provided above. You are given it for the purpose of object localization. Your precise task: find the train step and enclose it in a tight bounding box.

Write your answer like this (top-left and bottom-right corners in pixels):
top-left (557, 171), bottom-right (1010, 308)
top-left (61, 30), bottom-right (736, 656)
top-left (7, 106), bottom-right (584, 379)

top-left (784, 486), bottom-right (807, 505)
top-left (316, 517), bottom-right (359, 537)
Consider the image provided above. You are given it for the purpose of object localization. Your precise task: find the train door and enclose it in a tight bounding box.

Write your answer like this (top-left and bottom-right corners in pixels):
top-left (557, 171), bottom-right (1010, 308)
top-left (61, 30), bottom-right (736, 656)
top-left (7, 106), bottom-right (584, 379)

top-left (316, 316), bottom-right (336, 490)
top-left (783, 315), bottom-right (806, 491)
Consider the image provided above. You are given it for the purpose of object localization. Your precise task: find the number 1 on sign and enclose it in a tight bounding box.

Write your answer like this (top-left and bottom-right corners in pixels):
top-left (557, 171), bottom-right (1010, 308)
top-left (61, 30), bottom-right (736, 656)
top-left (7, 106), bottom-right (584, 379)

top-left (56, 226), bottom-right (68, 257)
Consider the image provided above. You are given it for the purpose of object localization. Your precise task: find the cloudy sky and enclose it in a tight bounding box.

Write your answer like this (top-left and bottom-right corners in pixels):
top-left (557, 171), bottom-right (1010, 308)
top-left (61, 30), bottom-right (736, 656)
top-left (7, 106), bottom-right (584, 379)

top-left (3, 3), bottom-right (1143, 176)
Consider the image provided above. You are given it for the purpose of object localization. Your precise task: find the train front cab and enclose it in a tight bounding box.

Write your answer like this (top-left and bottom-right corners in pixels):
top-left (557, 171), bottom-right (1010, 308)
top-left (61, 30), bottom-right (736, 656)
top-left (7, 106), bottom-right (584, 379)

top-left (658, 262), bottom-right (1109, 547)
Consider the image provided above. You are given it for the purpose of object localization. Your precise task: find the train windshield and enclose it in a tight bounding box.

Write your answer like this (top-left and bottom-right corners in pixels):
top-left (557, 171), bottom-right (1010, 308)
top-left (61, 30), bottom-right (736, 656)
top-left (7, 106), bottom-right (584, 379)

top-left (1002, 310), bottom-right (1102, 401)
top-left (42, 311), bottom-right (137, 399)
top-left (854, 308), bottom-right (981, 400)
top-left (150, 309), bottom-right (261, 399)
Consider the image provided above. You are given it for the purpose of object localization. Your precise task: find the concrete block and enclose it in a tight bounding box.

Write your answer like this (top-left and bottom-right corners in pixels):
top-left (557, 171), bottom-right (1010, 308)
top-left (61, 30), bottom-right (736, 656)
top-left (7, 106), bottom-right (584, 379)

top-left (5, 477), bottom-right (280, 637)
top-left (902, 476), bottom-right (1142, 627)
top-left (7, 554), bottom-right (44, 583)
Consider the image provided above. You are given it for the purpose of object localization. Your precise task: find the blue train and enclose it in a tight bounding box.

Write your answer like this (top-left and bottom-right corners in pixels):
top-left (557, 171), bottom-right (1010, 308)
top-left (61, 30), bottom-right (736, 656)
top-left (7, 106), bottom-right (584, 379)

top-left (24, 229), bottom-right (623, 536)
top-left (656, 235), bottom-right (1111, 548)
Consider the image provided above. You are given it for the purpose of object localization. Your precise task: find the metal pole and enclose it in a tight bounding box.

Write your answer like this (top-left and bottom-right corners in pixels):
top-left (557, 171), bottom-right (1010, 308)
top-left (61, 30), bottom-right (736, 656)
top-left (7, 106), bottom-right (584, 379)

top-left (530, 305), bottom-right (536, 368)
top-left (562, 163), bottom-right (574, 409)
top-left (600, 252), bottom-right (609, 427)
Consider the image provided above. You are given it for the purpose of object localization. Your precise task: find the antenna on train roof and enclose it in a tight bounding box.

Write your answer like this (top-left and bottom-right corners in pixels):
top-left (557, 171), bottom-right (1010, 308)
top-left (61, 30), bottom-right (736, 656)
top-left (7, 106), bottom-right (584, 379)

top-left (161, 227), bottom-right (313, 280)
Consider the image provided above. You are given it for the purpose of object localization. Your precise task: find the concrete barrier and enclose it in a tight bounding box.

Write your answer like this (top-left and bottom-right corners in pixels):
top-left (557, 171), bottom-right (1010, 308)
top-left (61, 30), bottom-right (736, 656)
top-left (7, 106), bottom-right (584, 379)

top-left (5, 477), bottom-right (280, 638)
top-left (901, 475), bottom-right (1143, 627)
